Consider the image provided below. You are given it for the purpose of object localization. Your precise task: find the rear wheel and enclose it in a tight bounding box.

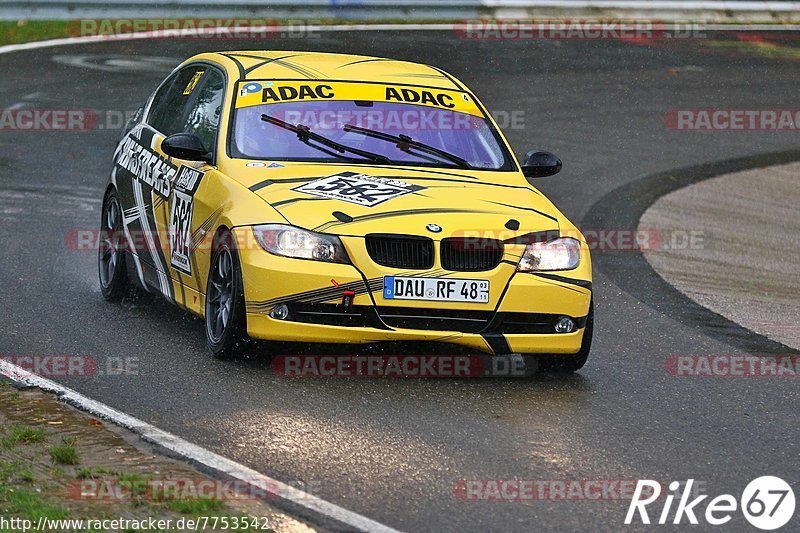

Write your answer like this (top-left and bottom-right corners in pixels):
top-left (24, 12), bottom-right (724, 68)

top-left (535, 300), bottom-right (594, 373)
top-left (98, 190), bottom-right (131, 300)
top-left (205, 230), bottom-right (248, 358)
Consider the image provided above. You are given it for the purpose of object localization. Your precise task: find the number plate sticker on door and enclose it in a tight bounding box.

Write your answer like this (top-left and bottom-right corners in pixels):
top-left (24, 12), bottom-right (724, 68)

top-left (293, 172), bottom-right (424, 207)
top-left (383, 276), bottom-right (490, 303)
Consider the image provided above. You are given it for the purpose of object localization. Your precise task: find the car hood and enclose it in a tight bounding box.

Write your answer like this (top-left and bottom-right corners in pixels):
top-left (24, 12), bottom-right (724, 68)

top-left (230, 162), bottom-right (561, 237)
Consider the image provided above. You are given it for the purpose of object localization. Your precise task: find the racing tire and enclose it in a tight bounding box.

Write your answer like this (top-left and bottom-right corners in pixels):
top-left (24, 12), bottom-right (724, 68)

top-left (98, 189), bottom-right (132, 301)
top-left (205, 230), bottom-right (248, 358)
top-left (536, 299), bottom-right (594, 373)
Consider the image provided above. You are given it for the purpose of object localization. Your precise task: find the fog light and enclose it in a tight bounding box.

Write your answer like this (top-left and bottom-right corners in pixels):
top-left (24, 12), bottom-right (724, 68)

top-left (270, 304), bottom-right (289, 320)
top-left (554, 317), bottom-right (575, 333)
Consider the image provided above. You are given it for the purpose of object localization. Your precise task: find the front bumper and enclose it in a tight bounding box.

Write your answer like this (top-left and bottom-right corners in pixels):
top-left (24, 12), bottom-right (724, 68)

top-left (233, 227), bottom-right (592, 355)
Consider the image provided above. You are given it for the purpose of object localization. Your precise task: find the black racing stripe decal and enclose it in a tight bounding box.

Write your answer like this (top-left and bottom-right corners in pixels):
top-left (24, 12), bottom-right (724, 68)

top-left (247, 282), bottom-right (382, 314)
top-left (220, 54), bottom-right (246, 79)
top-left (247, 278), bottom-right (375, 311)
top-left (503, 230), bottom-right (560, 245)
top-left (297, 164), bottom-right (481, 181)
top-left (190, 206), bottom-right (224, 251)
top-left (481, 333), bottom-right (512, 355)
top-left (267, 59), bottom-right (320, 79)
top-left (271, 197), bottom-right (328, 209)
top-left (246, 268), bottom-right (450, 313)
top-left (249, 177), bottom-right (317, 192)
top-left (243, 54), bottom-right (304, 75)
top-left (249, 179), bottom-right (274, 192)
top-left (336, 58), bottom-right (397, 69)
top-left (531, 272), bottom-right (592, 291)
top-left (313, 208), bottom-right (490, 233)
top-left (394, 73), bottom-right (450, 80)
top-left (428, 65), bottom-right (465, 90)
top-left (485, 201), bottom-right (559, 222)
top-left (222, 53), bottom-right (323, 79)
top-left (525, 274), bottom-right (585, 294)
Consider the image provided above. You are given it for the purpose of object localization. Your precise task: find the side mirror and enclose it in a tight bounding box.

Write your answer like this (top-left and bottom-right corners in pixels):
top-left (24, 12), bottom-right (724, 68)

top-left (162, 133), bottom-right (212, 163)
top-left (521, 150), bottom-right (562, 178)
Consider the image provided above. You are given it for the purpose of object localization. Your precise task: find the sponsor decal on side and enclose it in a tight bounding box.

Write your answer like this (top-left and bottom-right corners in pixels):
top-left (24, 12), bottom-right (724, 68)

top-left (183, 70), bottom-right (205, 95)
top-left (115, 133), bottom-right (176, 198)
top-left (169, 165), bottom-right (205, 275)
top-left (292, 172), bottom-right (424, 207)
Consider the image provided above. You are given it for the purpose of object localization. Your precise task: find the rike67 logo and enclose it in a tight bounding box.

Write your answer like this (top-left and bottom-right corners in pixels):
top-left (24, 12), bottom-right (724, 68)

top-left (625, 477), bottom-right (795, 530)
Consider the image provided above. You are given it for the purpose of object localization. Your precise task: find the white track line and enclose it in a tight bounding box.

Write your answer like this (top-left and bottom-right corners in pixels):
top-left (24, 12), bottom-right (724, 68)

top-left (0, 360), bottom-right (400, 533)
top-left (2, 22), bottom-right (800, 56)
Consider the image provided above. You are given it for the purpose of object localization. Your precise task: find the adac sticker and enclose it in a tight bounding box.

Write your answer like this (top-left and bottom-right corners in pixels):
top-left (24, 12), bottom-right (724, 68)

top-left (235, 80), bottom-right (482, 116)
top-left (293, 172), bottom-right (424, 207)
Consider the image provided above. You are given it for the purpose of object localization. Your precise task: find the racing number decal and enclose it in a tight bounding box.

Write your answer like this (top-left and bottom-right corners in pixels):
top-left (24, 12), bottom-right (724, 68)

top-left (293, 172), bottom-right (423, 207)
top-left (169, 166), bottom-right (205, 275)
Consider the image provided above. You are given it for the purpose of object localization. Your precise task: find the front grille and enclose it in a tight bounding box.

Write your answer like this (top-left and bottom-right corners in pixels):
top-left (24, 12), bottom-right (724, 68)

top-left (440, 238), bottom-right (504, 272)
top-left (376, 306), bottom-right (494, 333)
top-left (366, 234), bottom-right (434, 269)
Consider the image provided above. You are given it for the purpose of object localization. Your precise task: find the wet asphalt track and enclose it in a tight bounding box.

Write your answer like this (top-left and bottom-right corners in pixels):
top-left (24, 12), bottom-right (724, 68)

top-left (0, 31), bottom-right (799, 531)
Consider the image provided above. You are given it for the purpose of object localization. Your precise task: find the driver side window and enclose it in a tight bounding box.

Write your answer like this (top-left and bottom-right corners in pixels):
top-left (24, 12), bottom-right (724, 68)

top-left (146, 65), bottom-right (225, 154)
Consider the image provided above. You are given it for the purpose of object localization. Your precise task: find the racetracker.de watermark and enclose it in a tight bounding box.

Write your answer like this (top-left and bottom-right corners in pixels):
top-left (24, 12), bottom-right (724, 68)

top-left (0, 109), bottom-right (138, 132)
top-left (272, 355), bottom-right (534, 378)
top-left (67, 477), bottom-right (320, 502)
top-left (454, 19), bottom-right (706, 40)
top-left (264, 109), bottom-right (525, 132)
top-left (664, 109), bottom-right (800, 131)
top-left (453, 479), bottom-right (708, 501)
top-left (0, 355), bottom-right (139, 377)
top-left (0, 109), bottom-right (524, 132)
top-left (451, 229), bottom-right (704, 252)
top-left (68, 18), bottom-right (319, 39)
top-left (665, 355), bottom-right (799, 377)
top-left (67, 227), bottom-right (703, 254)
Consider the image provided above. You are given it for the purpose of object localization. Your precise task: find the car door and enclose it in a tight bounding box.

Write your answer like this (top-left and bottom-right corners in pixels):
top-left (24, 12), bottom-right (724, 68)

top-left (157, 66), bottom-right (227, 312)
top-left (110, 64), bottom-right (223, 307)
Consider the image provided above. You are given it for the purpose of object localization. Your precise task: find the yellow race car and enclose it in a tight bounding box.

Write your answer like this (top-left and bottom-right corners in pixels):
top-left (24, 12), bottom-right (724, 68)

top-left (98, 51), bottom-right (593, 371)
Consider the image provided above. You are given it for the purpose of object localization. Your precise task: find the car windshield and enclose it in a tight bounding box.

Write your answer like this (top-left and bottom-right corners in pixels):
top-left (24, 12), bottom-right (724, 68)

top-left (231, 99), bottom-right (511, 170)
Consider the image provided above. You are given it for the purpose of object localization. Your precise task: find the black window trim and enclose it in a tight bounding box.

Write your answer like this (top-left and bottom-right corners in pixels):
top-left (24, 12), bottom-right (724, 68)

top-left (143, 61), bottom-right (228, 167)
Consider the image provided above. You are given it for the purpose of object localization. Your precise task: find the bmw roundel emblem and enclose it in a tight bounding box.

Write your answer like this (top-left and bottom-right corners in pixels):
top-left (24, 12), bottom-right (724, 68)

top-left (426, 223), bottom-right (442, 233)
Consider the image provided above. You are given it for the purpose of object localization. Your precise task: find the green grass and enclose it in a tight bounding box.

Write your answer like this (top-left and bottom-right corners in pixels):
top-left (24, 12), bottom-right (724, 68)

top-left (0, 460), bottom-right (34, 483)
top-left (1, 424), bottom-right (46, 448)
top-left (49, 437), bottom-right (81, 465)
top-left (0, 483), bottom-right (69, 521)
top-left (0, 20), bottom-right (71, 46)
top-left (75, 466), bottom-right (111, 479)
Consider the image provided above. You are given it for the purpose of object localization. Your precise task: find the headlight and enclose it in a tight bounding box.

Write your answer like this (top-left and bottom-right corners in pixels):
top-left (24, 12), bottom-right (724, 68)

top-left (518, 237), bottom-right (581, 271)
top-left (252, 224), bottom-right (350, 263)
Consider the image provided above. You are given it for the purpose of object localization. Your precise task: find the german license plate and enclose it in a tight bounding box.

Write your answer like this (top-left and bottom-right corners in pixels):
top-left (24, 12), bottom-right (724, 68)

top-left (383, 276), bottom-right (490, 303)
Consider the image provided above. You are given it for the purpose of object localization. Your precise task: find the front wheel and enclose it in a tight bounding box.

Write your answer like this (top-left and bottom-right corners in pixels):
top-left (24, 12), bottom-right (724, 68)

top-left (98, 189), bottom-right (131, 300)
top-left (535, 300), bottom-right (594, 373)
top-left (205, 230), bottom-right (248, 358)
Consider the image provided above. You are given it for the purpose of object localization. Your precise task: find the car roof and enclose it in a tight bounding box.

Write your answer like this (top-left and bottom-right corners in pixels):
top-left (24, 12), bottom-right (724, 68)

top-left (185, 51), bottom-right (467, 91)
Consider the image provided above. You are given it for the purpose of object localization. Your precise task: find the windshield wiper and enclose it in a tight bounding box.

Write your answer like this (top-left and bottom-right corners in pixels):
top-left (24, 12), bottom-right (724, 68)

top-left (260, 114), bottom-right (391, 164)
top-left (342, 124), bottom-right (472, 169)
